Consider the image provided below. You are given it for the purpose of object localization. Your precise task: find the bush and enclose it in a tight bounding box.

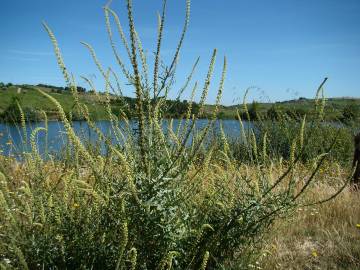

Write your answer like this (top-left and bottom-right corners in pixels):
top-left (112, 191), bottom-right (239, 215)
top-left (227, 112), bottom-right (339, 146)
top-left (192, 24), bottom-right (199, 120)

top-left (342, 103), bottom-right (360, 122)
top-left (0, 96), bottom-right (44, 123)
top-left (257, 119), bottom-right (353, 165)
top-left (0, 1), bottom-right (347, 269)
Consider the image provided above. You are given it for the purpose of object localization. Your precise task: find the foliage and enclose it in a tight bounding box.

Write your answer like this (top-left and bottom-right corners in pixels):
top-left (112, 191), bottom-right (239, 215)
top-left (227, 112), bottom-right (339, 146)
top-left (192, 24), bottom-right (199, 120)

top-left (341, 103), bottom-right (360, 122)
top-left (0, 96), bottom-right (22, 122)
top-left (1, 83), bottom-right (360, 122)
top-left (0, 96), bottom-right (44, 123)
top-left (228, 83), bottom-right (356, 166)
top-left (0, 1), bottom-right (349, 269)
top-left (261, 175), bottom-right (360, 270)
top-left (255, 120), bottom-right (354, 166)
top-left (0, 86), bottom-right (203, 122)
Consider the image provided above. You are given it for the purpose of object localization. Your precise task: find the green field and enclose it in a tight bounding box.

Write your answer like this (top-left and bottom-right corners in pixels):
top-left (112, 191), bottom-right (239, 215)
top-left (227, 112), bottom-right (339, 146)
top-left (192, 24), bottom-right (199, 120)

top-left (1, 83), bottom-right (359, 122)
top-left (0, 84), bottom-right (119, 121)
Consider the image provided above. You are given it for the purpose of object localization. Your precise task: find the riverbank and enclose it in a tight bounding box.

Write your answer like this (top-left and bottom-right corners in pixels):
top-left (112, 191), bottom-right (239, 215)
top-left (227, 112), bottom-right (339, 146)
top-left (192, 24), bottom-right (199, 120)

top-left (0, 84), bottom-right (357, 268)
top-left (1, 83), bottom-right (360, 122)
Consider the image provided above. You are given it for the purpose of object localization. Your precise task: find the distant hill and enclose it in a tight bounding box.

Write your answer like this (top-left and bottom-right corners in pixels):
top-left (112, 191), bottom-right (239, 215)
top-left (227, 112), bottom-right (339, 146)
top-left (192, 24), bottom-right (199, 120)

top-left (0, 83), bottom-right (359, 122)
top-left (0, 83), bottom-right (200, 122)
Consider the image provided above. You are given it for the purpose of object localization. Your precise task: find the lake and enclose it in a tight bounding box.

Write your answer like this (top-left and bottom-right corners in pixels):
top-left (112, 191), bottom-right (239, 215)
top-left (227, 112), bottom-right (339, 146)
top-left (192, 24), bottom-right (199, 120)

top-left (0, 119), bottom-right (254, 158)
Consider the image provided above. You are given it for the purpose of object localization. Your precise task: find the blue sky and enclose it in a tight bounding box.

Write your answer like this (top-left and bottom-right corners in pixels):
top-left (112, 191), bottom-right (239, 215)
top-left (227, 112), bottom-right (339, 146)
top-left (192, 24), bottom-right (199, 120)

top-left (1, 0), bottom-right (359, 105)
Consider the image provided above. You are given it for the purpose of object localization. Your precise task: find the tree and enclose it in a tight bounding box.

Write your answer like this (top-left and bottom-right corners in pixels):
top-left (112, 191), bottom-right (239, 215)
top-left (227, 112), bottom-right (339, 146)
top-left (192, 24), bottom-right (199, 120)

top-left (77, 86), bottom-right (87, 93)
top-left (248, 101), bottom-right (260, 120)
top-left (267, 105), bottom-right (281, 120)
top-left (342, 103), bottom-right (360, 122)
top-left (0, 96), bottom-right (22, 122)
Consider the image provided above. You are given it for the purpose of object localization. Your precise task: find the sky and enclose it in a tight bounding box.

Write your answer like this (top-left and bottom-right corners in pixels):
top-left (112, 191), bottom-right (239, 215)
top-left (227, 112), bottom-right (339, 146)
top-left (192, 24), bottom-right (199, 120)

top-left (0, 0), bottom-right (360, 105)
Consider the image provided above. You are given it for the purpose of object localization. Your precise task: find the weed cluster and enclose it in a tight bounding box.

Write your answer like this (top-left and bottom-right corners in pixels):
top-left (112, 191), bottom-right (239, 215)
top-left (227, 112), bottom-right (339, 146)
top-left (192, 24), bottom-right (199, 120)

top-left (0, 0), bottom-right (351, 269)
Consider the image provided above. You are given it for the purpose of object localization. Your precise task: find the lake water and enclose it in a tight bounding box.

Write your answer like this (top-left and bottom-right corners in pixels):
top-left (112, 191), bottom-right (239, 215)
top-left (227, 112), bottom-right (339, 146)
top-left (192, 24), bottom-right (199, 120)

top-left (0, 119), bottom-right (254, 158)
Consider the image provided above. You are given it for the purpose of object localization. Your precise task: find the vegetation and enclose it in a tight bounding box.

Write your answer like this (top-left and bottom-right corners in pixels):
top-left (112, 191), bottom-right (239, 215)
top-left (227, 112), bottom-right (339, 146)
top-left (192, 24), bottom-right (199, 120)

top-left (1, 83), bottom-right (359, 122)
top-left (0, 84), bottom-right (201, 122)
top-left (262, 178), bottom-right (360, 270)
top-left (0, 0), bottom-right (358, 269)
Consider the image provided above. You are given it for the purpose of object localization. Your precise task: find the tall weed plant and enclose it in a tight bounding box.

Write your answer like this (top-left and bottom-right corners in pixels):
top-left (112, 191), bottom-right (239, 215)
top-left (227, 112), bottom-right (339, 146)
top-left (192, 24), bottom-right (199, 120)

top-left (0, 1), bottom-right (350, 269)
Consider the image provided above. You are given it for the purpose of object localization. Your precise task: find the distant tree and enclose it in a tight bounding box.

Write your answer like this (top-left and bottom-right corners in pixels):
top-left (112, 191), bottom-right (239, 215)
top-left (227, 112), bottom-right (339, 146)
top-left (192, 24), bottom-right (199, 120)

top-left (267, 105), bottom-right (281, 120)
top-left (64, 86), bottom-right (86, 92)
top-left (217, 111), bottom-right (226, 119)
top-left (342, 103), bottom-right (360, 122)
top-left (191, 102), bottom-right (200, 116)
top-left (37, 83), bottom-right (65, 91)
top-left (21, 84), bottom-right (34, 90)
top-left (0, 96), bottom-right (43, 122)
top-left (248, 101), bottom-right (260, 120)
top-left (284, 107), bottom-right (306, 119)
top-left (77, 86), bottom-right (87, 93)
top-left (0, 96), bottom-right (22, 122)
top-left (6, 83), bottom-right (13, 87)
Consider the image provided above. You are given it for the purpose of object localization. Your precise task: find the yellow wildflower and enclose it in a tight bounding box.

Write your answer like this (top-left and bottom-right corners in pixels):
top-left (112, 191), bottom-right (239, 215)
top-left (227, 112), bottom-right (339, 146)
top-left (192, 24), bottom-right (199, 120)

top-left (312, 250), bottom-right (318, 257)
top-left (73, 203), bottom-right (80, 208)
top-left (356, 224), bottom-right (360, 229)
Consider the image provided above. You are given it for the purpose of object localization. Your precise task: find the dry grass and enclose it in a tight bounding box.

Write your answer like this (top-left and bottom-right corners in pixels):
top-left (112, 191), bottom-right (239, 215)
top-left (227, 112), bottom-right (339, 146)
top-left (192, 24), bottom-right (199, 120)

top-left (260, 170), bottom-right (360, 270)
top-left (1, 152), bottom-right (359, 269)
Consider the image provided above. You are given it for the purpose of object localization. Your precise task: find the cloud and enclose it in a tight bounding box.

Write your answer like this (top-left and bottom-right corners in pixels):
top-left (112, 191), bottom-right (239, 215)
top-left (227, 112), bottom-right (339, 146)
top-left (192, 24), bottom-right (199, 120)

top-left (2, 56), bottom-right (41, 62)
top-left (8, 49), bottom-right (53, 56)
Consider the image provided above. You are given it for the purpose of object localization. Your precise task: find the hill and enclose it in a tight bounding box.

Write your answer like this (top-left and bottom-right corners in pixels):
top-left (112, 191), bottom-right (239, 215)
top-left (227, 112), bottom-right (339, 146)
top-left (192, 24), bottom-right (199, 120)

top-left (0, 83), bottom-right (201, 122)
top-left (0, 83), bottom-right (359, 122)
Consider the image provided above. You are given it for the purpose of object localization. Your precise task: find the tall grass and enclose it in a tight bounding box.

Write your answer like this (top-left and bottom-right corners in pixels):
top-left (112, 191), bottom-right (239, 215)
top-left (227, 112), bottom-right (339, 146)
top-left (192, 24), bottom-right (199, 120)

top-left (0, 0), bottom-right (352, 269)
top-left (262, 171), bottom-right (360, 270)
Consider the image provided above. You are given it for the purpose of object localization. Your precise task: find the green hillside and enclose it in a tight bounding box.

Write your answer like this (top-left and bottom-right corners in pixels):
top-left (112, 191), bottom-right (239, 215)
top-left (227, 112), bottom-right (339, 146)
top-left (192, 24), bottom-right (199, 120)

top-left (0, 83), bottom-right (359, 122)
top-left (0, 84), bottom-right (112, 121)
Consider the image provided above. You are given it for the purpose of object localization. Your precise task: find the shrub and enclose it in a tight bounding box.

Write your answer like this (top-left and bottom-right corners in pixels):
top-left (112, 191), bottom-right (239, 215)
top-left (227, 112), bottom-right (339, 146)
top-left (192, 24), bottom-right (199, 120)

top-left (256, 119), bottom-right (353, 165)
top-left (0, 1), bottom-right (347, 269)
top-left (0, 96), bottom-right (44, 123)
top-left (342, 103), bottom-right (360, 122)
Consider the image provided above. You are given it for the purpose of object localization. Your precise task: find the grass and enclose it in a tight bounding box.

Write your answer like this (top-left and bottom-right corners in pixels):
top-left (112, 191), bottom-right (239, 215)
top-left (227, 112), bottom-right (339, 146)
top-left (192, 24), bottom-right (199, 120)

top-left (0, 85), bottom-right (120, 120)
top-left (0, 155), bottom-right (357, 269)
top-left (262, 178), bottom-right (360, 270)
